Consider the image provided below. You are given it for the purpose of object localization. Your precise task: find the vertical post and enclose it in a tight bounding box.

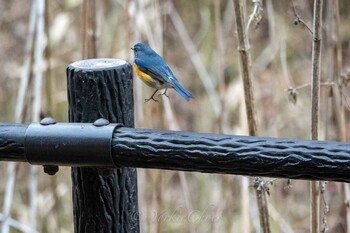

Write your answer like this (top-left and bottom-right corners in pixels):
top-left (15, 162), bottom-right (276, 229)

top-left (66, 58), bottom-right (139, 233)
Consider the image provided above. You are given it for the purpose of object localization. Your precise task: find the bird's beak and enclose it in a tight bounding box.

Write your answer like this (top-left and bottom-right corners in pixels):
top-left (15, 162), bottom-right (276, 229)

top-left (131, 47), bottom-right (134, 50)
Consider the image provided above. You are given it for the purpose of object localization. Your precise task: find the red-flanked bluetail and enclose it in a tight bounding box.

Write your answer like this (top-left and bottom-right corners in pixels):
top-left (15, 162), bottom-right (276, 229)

top-left (132, 42), bottom-right (194, 102)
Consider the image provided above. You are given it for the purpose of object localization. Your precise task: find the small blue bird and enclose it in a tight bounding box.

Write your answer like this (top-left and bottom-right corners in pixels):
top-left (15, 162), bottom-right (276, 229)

top-left (131, 42), bottom-right (194, 102)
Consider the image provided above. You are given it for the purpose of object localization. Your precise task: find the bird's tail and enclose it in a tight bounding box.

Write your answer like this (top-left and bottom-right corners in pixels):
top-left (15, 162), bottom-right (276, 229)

top-left (170, 77), bottom-right (194, 101)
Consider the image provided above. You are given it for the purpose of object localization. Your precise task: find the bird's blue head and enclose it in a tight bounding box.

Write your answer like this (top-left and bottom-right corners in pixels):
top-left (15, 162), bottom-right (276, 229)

top-left (131, 43), bottom-right (154, 58)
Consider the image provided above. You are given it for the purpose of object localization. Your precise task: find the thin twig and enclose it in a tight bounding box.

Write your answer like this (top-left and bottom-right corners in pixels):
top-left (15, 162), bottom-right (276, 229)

top-left (330, 0), bottom-right (346, 142)
top-left (30, 0), bottom-right (46, 232)
top-left (15, 0), bottom-right (37, 123)
top-left (324, 1), bottom-right (343, 231)
top-left (240, 177), bottom-right (250, 233)
top-left (290, 81), bottom-right (334, 91)
top-left (178, 172), bottom-right (196, 233)
top-left (310, 1), bottom-right (323, 233)
top-left (291, 0), bottom-right (313, 35)
top-left (246, 0), bottom-right (263, 33)
top-left (0, 212), bottom-right (40, 233)
top-left (268, 201), bottom-right (295, 233)
top-left (345, 184), bottom-right (350, 233)
top-left (214, 0), bottom-right (225, 132)
top-left (33, 0), bottom-right (45, 122)
top-left (132, 0), bottom-right (144, 127)
top-left (320, 181), bottom-right (329, 233)
top-left (0, 163), bottom-right (16, 233)
top-left (82, 0), bottom-right (97, 58)
top-left (232, 1), bottom-right (271, 233)
top-left (44, 1), bottom-right (52, 116)
top-left (311, 0), bottom-right (323, 166)
top-left (287, 82), bottom-right (333, 105)
top-left (232, 0), bottom-right (257, 136)
top-left (29, 166), bottom-right (38, 233)
top-left (341, 92), bottom-right (350, 112)
top-left (280, 30), bottom-right (294, 88)
top-left (252, 0), bottom-right (278, 74)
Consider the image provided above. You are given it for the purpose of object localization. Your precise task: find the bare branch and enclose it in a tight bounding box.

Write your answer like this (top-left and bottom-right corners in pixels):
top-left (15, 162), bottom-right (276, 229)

top-left (246, 0), bottom-right (263, 33)
top-left (310, 0), bottom-right (323, 232)
top-left (291, 0), bottom-right (313, 35)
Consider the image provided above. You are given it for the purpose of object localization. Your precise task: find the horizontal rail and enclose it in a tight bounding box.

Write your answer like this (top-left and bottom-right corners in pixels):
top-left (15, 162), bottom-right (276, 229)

top-left (1, 121), bottom-right (350, 182)
top-left (112, 128), bottom-right (350, 182)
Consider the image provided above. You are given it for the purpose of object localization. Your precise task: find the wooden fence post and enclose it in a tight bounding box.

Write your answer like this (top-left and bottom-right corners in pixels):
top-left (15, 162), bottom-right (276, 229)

top-left (66, 58), bottom-right (139, 233)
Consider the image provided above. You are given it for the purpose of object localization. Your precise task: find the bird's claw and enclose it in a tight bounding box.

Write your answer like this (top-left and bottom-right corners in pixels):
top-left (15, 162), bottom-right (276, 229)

top-left (144, 97), bottom-right (159, 103)
top-left (144, 89), bottom-right (160, 103)
top-left (158, 89), bottom-right (169, 98)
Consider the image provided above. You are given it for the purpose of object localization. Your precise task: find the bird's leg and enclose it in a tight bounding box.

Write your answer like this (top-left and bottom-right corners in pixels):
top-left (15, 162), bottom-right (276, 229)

top-left (145, 89), bottom-right (159, 103)
top-left (158, 88), bottom-right (169, 98)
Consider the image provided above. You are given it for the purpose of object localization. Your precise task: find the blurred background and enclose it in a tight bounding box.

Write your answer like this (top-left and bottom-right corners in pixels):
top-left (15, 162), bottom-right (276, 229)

top-left (1, 0), bottom-right (350, 232)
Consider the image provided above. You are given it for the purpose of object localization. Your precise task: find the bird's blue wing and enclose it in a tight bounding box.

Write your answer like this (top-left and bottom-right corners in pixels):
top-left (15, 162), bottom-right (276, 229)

top-left (135, 57), bottom-right (176, 87)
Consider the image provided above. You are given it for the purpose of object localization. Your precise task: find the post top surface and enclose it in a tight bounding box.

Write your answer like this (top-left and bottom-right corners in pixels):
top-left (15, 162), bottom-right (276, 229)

top-left (68, 58), bottom-right (127, 70)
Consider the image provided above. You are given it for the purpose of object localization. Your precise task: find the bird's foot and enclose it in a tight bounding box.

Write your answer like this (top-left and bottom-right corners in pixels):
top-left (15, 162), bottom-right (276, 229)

top-left (144, 96), bottom-right (159, 103)
top-left (158, 88), bottom-right (169, 98)
top-left (145, 89), bottom-right (160, 103)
